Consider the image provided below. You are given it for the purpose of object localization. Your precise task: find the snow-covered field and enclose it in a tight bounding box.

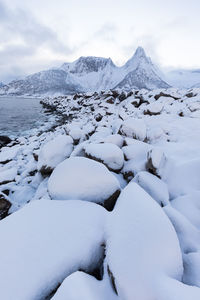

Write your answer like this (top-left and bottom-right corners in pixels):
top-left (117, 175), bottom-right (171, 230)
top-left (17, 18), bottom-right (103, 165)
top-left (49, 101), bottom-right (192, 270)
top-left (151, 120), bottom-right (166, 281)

top-left (1, 87), bottom-right (200, 299)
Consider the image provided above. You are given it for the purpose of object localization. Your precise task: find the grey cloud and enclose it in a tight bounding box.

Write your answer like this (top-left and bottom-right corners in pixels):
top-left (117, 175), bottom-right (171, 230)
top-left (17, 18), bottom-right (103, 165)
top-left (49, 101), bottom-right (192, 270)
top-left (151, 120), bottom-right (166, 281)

top-left (0, 0), bottom-right (73, 82)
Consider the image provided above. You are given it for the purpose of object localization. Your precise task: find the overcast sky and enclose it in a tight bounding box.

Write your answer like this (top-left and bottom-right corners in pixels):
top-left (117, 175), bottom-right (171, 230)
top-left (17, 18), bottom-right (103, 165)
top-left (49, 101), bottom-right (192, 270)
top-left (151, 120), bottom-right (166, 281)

top-left (0, 0), bottom-right (200, 82)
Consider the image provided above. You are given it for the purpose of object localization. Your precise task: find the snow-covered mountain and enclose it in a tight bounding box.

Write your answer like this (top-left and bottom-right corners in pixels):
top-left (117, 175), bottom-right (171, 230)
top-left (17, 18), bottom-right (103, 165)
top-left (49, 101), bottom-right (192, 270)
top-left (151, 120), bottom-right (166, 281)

top-left (0, 82), bottom-right (4, 88)
top-left (0, 47), bottom-right (170, 96)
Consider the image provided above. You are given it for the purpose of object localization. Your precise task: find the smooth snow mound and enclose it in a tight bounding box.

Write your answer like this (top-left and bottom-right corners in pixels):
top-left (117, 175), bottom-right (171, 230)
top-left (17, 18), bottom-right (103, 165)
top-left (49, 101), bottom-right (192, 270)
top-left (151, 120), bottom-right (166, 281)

top-left (106, 182), bottom-right (183, 300)
top-left (134, 171), bottom-right (170, 206)
top-left (0, 200), bottom-right (106, 300)
top-left (84, 143), bottom-right (124, 171)
top-left (120, 118), bottom-right (146, 141)
top-left (48, 157), bottom-right (120, 203)
top-left (52, 271), bottom-right (118, 300)
top-left (37, 135), bottom-right (73, 171)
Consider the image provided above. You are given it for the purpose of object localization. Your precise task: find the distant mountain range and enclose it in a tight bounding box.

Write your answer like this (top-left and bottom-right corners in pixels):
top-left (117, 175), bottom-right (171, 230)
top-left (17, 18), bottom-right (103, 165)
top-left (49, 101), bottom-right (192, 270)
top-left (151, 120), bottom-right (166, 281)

top-left (0, 47), bottom-right (200, 96)
top-left (0, 47), bottom-right (170, 96)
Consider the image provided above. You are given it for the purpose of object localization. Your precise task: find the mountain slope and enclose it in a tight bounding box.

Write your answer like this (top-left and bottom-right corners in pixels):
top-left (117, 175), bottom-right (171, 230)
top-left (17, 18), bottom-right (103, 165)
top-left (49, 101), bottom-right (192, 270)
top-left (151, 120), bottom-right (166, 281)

top-left (0, 47), bottom-right (170, 96)
top-left (116, 47), bottom-right (170, 90)
top-left (165, 69), bottom-right (200, 88)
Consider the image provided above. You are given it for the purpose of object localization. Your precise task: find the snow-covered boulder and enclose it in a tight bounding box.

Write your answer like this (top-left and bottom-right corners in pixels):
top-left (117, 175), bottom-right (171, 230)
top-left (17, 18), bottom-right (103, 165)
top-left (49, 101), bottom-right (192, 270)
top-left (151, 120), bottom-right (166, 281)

top-left (0, 193), bottom-right (11, 219)
top-left (146, 148), bottom-right (167, 178)
top-left (119, 118), bottom-right (147, 141)
top-left (52, 271), bottom-right (118, 300)
top-left (121, 140), bottom-right (150, 180)
top-left (103, 134), bottom-right (124, 148)
top-left (37, 135), bottom-right (73, 176)
top-left (0, 167), bottom-right (17, 185)
top-left (171, 191), bottom-right (200, 229)
top-left (165, 159), bottom-right (200, 199)
top-left (0, 146), bottom-right (20, 163)
top-left (134, 171), bottom-right (170, 206)
top-left (48, 157), bottom-right (120, 211)
top-left (106, 182), bottom-right (183, 300)
top-left (0, 200), bottom-right (106, 300)
top-left (144, 102), bottom-right (164, 115)
top-left (84, 143), bottom-right (124, 172)
top-left (122, 139), bottom-right (151, 161)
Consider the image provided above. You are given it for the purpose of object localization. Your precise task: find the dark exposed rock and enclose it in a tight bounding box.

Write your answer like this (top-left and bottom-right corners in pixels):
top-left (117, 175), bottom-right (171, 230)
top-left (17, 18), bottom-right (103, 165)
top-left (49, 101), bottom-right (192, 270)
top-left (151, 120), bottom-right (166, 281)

top-left (154, 92), bottom-right (180, 101)
top-left (123, 170), bottom-right (134, 182)
top-left (185, 92), bottom-right (197, 98)
top-left (107, 265), bottom-right (118, 295)
top-left (118, 92), bottom-right (127, 101)
top-left (0, 194), bottom-right (11, 220)
top-left (111, 90), bottom-right (120, 98)
top-left (0, 136), bottom-right (11, 148)
top-left (95, 113), bottom-right (103, 122)
top-left (106, 97), bottom-right (115, 104)
top-left (143, 109), bottom-right (161, 116)
top-left (33, 152), bottom-right (38, 162)
top-left (40, 165), bottom-right (53, 177)
top-left (103, 189), bottom-right (120, 212)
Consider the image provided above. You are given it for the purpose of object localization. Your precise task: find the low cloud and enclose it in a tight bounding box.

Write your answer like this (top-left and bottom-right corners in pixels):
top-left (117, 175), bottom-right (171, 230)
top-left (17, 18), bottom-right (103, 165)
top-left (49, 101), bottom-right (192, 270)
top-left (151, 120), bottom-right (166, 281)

top-left (0, 0), bottom-right (72, 82)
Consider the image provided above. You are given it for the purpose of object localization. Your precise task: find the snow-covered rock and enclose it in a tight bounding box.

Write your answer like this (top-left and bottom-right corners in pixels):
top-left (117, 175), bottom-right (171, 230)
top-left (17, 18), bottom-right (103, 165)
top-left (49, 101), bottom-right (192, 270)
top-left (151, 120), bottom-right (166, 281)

top-left (48, 157), bottom-right (120, 211)
top-left (144, 102), bottom-right (164, 115)
top-left (52, 271), bottom-right (118, 300)
top-left (119, 118), bottom-right (147, 141)
top-left (164, 159), bottom-right (200, 199)
top-left (102, 134), bottom-right (124, 148)
top-left (37, 135), bottom-right (73, 176)
top-left (146, 148), bottom-right (167, 178)
top-left (134, 171), bottom-right (170, 206)
top-left (84, 143), bottom-right (124, 172)
top-left (0, 167), bottom-right (17, 184)
top-left (106, 182), bottom-right (183, 300)
top-left (0, 200), bottom-right (106, 300)
top-left (171, 191), bottom-right (200, 229)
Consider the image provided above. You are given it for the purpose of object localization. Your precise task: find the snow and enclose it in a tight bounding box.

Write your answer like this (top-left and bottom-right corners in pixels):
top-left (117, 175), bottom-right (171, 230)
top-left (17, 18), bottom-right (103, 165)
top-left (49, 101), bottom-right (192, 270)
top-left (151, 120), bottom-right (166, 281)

top-left (84, 143), bottom-right (124, 171)
top-left (120, 118), bottom-right (147, 141)
top-left (0, 146), bottom-right (20, 163)
top-left (106, 182), bottom-right (183, 300)
top-left (0, 167), bottom-right (17, 183)
top-left (164, 158), bottom-right (200, 198)
top-left (37, 135), bottom-right (73, 173)
top-left (171, 191), bottom-right (200, 228)
top-left (48, 157), bottom-right (120, 205)
top-left (133, 171), bottom-right (170, 206)
top-left (102, 134), bottom-right (124, 148)
top-left (2, 86), bottom-right (200, 299)
top-left (0, 200), bottom-right (106, 300)
top-left (52, 271), bottom-right (118, 300)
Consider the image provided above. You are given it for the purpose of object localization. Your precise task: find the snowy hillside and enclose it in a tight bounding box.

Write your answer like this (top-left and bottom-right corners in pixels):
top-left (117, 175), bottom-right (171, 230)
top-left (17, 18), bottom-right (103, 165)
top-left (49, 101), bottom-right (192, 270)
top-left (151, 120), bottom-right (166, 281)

top-left (0, 47), bottom-right (170, 96)
top-left (1, 87), bottom-right (200, 298)
top-left (165, 69), bottom-right (200, 88)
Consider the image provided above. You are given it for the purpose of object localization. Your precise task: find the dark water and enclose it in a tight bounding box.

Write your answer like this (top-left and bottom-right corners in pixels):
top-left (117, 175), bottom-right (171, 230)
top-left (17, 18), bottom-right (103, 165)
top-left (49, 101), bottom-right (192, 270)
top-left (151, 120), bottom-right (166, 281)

top-left (0, 97), bottom-right (49, 138)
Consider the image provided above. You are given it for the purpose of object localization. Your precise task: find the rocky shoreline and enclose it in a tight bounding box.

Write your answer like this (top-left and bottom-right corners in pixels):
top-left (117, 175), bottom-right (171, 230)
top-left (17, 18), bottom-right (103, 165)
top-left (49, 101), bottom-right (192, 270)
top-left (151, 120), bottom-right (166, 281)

top-left (1, 87), bottom-right (200, 299)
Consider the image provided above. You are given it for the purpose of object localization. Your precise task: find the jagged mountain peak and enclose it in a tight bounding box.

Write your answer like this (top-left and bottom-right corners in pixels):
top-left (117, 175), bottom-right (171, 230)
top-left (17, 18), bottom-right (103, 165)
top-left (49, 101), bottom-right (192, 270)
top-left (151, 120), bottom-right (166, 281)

top-left (0, 47), bottom-right (171, 96)
top-left (123, 46), bottom-right (151, 72)
top-left (61, 56), bottom-right (116, 75)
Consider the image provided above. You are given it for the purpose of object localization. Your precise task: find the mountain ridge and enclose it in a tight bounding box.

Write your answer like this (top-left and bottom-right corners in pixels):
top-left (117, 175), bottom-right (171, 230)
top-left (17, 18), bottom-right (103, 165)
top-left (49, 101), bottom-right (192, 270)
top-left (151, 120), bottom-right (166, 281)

top-left (0, 47), bottom-right (170, 96)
